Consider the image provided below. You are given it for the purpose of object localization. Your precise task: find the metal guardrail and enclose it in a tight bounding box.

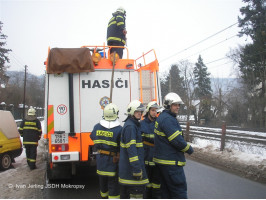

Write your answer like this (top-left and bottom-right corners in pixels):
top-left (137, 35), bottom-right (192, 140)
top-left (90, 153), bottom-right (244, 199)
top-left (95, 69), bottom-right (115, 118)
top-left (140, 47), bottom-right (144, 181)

top-left (181, 124), bottom-right (266, 146)
top-left (181, 123), bottom-right (266, 156)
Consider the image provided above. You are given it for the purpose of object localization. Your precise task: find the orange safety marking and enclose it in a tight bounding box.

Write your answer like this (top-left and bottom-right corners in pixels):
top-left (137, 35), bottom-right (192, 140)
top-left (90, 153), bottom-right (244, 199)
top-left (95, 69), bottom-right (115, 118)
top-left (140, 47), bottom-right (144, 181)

top-left (139, 69), bottom-right (143, 103)
top-left (153, 71), bottom-right (158, 102)
top-left (94, 58), bottom-right (135, 70)
top-left (45, 47), bottom-right (50, 71)
top-left (81, 132), bottom-right (94, 161)
top-left (47, 105), bottom-right (54, 135)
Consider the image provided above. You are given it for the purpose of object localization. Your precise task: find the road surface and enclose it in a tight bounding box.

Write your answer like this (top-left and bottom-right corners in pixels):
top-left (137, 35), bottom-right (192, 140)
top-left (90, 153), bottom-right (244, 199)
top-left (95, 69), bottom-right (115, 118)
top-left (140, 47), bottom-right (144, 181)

top-left (44, 159), bottom-right (266, 199)
top-left (185, 159), bottom-right (266, 199)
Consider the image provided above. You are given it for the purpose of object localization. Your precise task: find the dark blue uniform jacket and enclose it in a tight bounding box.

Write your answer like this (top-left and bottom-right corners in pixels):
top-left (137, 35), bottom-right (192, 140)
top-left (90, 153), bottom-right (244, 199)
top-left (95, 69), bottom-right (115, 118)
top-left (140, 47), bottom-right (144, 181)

top-left (91, 123), bottom-right (122, 177)
top-left (107, 12), bottom-right (126, 45)
top-left (140, 117), bottom-right (156, 166)
top-left (154, 110), bottom-right (193, 166)
top-left (119, 117), bottom-right (148, 186)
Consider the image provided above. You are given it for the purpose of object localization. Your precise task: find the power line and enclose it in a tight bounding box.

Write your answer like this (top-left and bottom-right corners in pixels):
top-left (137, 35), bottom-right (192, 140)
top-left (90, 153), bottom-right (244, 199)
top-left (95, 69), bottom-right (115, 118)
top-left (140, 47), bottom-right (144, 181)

top-left (210, 61), bottom-right (234, 69)
top-left (184, 35), bottom-right (237, 60)
top-left (206, 57), bottom-right (228, 65)
top-left (9, 54), bottom-right (24, 69)
top-left (206, 49), bottom-right (266, 65)
top-left (9, 52), bottom-right (26, 71)
top-left (159, 22), bottom-right (238, 63)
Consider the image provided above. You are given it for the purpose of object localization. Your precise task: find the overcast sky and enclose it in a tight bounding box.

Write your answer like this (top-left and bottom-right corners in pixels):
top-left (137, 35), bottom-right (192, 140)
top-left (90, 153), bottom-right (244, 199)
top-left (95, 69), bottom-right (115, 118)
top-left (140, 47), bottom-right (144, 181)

top-left (0, 0), bottom-right (248, 78)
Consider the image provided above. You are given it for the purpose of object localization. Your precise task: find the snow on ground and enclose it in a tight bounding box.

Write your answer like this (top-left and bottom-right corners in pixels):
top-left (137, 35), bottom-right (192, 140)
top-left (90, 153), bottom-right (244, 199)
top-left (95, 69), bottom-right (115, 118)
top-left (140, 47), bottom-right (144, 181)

top-left (192, 141), bottom-right (265, 165)
top-left (193, 136), bottom-right (266, 157)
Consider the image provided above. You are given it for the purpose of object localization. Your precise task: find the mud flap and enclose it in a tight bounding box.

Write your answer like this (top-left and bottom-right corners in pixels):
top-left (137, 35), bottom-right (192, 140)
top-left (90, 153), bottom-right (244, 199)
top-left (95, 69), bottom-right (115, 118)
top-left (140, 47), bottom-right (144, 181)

top-left (46, 162), bottom-right (72, 181)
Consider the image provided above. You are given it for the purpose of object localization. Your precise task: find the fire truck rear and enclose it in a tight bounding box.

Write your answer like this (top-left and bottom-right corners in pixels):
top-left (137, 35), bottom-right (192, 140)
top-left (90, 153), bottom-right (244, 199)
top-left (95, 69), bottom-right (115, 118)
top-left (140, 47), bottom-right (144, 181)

top-left (43, 45), bottom-right (162, 180)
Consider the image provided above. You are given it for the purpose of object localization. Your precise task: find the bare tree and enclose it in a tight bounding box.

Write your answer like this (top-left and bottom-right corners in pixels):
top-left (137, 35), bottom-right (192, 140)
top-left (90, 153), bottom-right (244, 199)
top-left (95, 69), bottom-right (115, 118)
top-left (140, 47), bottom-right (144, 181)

top-left (178, 60), bottom-right (197, 123)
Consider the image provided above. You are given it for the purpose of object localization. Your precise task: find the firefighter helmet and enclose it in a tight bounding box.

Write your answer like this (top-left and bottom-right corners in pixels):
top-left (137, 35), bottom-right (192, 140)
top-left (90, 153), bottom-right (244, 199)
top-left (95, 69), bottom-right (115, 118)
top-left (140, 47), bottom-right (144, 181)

top-left (28, 107), bottom-right (36, 116)
top-left (145, 101), bottom-right (160, 113)
top-left (163, 92), bottom-right (184, 109)
top-left (127, 100), bottom-right (145, 116)
top-left (103, 103), bottom-right (119, 121)
top-left (116, 7), bottom-right (126, 14)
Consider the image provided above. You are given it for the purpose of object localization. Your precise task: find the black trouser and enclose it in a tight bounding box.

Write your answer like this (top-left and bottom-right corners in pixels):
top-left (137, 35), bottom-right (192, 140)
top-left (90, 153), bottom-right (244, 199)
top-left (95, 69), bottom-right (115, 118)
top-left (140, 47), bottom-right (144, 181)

top-left (120, 185), bottom-right (146, 199)
top-left (25, 144), bottom-right (37, 169)
top-left (144, 165), bottom-right (161, 199)
top-left (99, 175), bottom-right (120, 199)
top-left (108, 41), bottom-right (124, 59)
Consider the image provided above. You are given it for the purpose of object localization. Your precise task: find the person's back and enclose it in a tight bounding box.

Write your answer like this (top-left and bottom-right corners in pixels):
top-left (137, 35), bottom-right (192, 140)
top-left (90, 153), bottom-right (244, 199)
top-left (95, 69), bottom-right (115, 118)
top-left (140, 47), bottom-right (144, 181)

top-left (90, 103), bottom-right (122, 199)
top-left (20, 116), bottom-right (41, 145)
top-left (19, 107), bottom-right (42, 170)
top-left (107, 7), bottom-right (127, 59)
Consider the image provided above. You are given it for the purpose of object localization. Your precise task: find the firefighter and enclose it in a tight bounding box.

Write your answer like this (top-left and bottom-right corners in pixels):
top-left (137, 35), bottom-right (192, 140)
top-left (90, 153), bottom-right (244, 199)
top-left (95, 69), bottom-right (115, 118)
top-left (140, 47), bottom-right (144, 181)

top-left (153, 93), bottom-right (194, 199)
top-left (140, 101), bottom-right (161, 199)
top-left (19, 107), bottom-right (42, 170)
top-left (119, 100), bottom-right (148, 199)
top-left (107, 7), bottom-right (127, 59)
top-left (91, 103), bottom-right (122, 199)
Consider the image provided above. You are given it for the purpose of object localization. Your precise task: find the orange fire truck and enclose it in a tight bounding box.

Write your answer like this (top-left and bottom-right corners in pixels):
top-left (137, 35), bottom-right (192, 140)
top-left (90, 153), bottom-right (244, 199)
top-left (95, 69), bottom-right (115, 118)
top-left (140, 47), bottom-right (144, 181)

top-left (43, 45), bottom-right (162, 180)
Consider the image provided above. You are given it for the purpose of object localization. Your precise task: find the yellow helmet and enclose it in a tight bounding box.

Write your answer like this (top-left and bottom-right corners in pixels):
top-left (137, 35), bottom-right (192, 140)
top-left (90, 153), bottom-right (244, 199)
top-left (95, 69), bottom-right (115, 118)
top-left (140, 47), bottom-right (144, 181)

top-left (28, 107), bottom-right (36, 116)
top-left (103, 103), bottom-right (119, 121)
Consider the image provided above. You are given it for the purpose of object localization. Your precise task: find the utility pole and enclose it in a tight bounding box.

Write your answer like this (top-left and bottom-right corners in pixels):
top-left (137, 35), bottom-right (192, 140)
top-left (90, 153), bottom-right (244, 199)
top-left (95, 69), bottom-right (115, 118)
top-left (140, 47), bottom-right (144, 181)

top-left (23, 65), bottom-right (27, 119)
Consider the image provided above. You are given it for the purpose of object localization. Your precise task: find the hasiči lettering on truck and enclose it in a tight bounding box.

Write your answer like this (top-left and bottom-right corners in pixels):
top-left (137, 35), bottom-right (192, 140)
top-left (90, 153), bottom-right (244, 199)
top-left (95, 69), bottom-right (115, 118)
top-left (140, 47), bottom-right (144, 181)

top-left (43, 45), bottom-right (161, 180)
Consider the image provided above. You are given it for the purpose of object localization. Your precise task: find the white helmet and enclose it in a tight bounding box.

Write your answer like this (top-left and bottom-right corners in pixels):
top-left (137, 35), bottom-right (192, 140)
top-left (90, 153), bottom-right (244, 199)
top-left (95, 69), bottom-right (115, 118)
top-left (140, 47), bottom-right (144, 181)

top-left (28, 107), bottom-right (36, 116)
top-left (127, 100), bottom-right (145, 116)
top-left (104, 103), bottom-right (119, 121)
top-left (145, 101), bottom-right (160, 113)
top-left (163, 92), bottom-right (184, 109)
top-left (116, 7), bottom-right (126, 14)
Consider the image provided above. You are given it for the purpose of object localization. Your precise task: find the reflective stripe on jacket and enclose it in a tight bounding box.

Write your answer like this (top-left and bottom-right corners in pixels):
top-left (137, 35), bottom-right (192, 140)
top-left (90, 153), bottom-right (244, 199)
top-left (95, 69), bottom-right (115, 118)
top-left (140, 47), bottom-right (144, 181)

top-left (119, 117), bottom-right (148, 186)
top-left (107, 12), bottom-right (126, 45)
top-left (140, 117), bottom-right (156, 166)
top-left (153, 110), bottom-right (193, 166)
top-left (91, 123), bottom-right (122, 176)
top-left (19, 118), bottom-right (42, 145)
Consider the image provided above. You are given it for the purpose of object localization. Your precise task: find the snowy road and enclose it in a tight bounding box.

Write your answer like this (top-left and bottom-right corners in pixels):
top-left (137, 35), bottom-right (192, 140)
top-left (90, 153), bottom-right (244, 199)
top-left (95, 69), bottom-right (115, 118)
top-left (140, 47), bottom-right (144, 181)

top-left (186, 159), bottom-right (266, 198)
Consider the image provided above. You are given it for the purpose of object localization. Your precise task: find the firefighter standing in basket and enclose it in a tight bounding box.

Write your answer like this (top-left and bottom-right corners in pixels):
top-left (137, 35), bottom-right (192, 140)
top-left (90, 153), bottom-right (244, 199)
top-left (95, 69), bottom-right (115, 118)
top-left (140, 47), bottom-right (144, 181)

top-left (154, 93), bottom-right (194, 199)
top-left (140, 101), bottom-right (161, 198)
top-left (119, 100), bottom-right (148, 199)
top-left (91, 103), bottom-right (122, 199)
top-left (107, 7), bottom-right (127, 59)
top-left (19, 107), bottom-right (42, 170)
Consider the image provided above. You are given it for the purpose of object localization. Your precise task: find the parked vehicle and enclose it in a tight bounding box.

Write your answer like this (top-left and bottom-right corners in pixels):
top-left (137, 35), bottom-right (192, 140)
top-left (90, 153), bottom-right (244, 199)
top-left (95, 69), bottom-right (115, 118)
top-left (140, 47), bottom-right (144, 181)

top-left (0, 110), bottom-right (23, 170)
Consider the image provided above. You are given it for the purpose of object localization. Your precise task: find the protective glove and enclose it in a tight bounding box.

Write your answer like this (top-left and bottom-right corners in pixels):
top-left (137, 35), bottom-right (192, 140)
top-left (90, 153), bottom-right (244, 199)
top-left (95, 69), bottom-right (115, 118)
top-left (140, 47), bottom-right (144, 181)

top-left (187, 145), bottom-right (194, 155)
top-left (133, 170), bottom-right (143, 180)
top-left (113, 152), bottom-right (120, 163)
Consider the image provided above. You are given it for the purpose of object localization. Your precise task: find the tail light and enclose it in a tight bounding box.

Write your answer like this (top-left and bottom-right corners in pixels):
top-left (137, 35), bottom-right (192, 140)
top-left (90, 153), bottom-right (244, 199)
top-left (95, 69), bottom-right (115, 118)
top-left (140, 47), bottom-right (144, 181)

top-left (51, 144), bottom-right (69, 152)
